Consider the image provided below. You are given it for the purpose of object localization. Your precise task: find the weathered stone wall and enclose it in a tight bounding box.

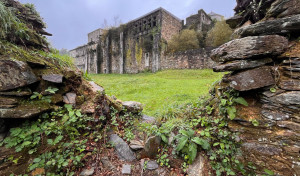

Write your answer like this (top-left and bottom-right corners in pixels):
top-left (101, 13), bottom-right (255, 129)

top-left (88, 28), bottom-right (102, 43)
top-left (161, 48), bottom-right (214, 70)
top-left (186, 9), bottom-right (213, 32)
top-left (69, 45), bottom-right (87, 71)
top-left (161, 10), bottom-right (182, 42)
top-left (211, 1), bottom-right (300, 175)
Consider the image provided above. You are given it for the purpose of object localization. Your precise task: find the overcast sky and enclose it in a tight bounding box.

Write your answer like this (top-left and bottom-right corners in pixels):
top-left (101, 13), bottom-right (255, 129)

top-left (18, 0), bottom-right (236, 50)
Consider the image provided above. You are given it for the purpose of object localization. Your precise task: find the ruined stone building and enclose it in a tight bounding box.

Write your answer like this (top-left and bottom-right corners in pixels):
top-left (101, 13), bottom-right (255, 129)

top-left (70, 8), bottom-right (222, 74)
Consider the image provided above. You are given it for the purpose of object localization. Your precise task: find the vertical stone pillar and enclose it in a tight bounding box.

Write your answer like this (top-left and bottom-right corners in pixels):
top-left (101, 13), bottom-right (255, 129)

top-left (105, 36), bottom-right (110, 74)
top-left (152, 33), bottom-right (160, 72)
top-left (119, 32), bottom-right (124, 74)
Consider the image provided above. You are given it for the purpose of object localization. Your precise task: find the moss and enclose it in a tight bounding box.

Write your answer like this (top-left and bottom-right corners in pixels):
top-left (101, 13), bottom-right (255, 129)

top-left (135, 43), bottom-right (143, 66)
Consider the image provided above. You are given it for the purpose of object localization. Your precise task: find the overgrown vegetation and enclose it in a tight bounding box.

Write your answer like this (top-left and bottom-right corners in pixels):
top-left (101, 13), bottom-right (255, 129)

top-left (206, 20), bottom-right (233, 47)
top-left (167, 29), bottom-right (200, 53)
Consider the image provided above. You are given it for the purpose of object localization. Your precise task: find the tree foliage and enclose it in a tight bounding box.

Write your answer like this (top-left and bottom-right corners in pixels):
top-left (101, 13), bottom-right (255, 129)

top-left (206, 20), bottom-right (233, 47)
top-left (168, 29), bottom-right (199, 53)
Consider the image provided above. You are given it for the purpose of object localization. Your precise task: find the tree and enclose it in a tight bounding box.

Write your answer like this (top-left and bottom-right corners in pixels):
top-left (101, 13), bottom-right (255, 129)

top-left (168, 29), bottom-right (199, 53)
top-left (206, 20), bottom-right (233, 47)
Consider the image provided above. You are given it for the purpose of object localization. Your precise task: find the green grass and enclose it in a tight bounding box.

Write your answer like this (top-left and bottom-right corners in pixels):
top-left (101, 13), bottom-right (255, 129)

top-left (90, 69), bottom-right (225, 116)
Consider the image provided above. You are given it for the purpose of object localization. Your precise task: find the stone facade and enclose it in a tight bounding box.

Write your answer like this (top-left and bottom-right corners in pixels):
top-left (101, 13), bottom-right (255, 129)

top-left (185, 9), bottom-right (215, 32)
top-left (70, 7), bottom-right (219, 74)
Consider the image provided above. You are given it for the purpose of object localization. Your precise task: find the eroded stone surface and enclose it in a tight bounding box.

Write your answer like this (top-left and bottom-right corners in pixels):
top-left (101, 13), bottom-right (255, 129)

top-left (211, 35), bottom-right (288, 63)
top-left (129, 140), bottom-right (144, 150)
top-left (266, 0), bottom-right (300, 18)
top-left (227, 67), bottom-right (275, 91)
top-left (213, 58), bottom-right (273, 72)
top-left (187, 155), bottom-right (205, 176)
top-left (121, 164), bottom-right (131, 175)
top-left (0, 103), bottom-right (52, 118)
top-left (109, 134), bottom-right (136, 161)
top-left (242, 143), bottom-right (282, 156)
top-left (146, 160), bottom-right (159, 170)
top-left (140, 136), bottom-right (161, 159)
top-left (63, 93), bottom-right (77, 105)
top-left (79, 167), bottom-right (95, 176)
top-left (0, 60), bottom-right (38, 91)
top-left (141, 114), bottom-right (156, 124)
top-left (88, 81), bottom-right (104, 94)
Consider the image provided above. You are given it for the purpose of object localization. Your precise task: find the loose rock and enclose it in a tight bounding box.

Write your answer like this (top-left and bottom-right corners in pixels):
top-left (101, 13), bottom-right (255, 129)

top-left (187, 155), bottom-right (205, 176)
top-left (121, 164), bottom-right (131, 175)
top-left (109, 134), bottom-right (136, 161)
top-left (266, 0), bottom-right (300, 18)
top-left (88, 81), bottom-right (104, 94)
top-left (79, 167), bottom-right (95, 176)
top-left (42, 74), bottom-right (63, 83)
top-left (129, 140), bottom-right (144, 150)
top-left (63, 93), bottom-right (77, 105)
top-left (141, 114), bottom-right (156, 124)
top-left (122, 101), bottom-right (143, 113)
top-left (140, 136), bottom-right (161, 159)
top-left (211, 35), bottom-right (288, 63)
top-left (100, 157), bottom-right (116, 171)
top-left (0, 60), bottom-right (38, 91)
top-left (146, 160), bottom-right (159, 170)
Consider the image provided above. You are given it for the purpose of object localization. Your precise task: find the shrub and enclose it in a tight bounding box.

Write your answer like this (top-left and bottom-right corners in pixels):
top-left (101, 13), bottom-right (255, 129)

top-left (168, 29), bottom-right (199, 53)
top-left (206, 20), bottom-right (233, 47)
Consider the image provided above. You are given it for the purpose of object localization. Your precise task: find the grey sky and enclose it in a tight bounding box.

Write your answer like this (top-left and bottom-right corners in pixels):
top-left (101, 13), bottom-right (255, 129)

top-left (18, 0), bottom-right (236, 50)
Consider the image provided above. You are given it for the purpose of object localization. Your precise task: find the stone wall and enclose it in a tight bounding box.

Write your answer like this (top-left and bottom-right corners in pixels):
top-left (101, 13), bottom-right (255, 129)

top-left (211, 1), bottom-right (300, 175)
top-left (88, 28), bottom-right (102, 43)
top-left (161, 48), bottom-right (214, 70)
top-left (161, 10), bottom-right (182, 42)
top-left (186, 9), bottom-right (213, 32)
top-left (69, 45), bottom-right (88, 71)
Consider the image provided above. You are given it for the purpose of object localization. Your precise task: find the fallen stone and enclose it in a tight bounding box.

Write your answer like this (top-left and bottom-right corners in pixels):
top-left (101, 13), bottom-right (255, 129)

top-left (88, 81), bottom-right (104, 94)
top-left (141, 114), bottom-right (156, 124)
top-left (109, 134), bottom-right (136, 161)
top-left (146, 160), bottom-right (159, 170)
top-left (226, 15), bottom-right (243, 29)
top-left (271, 91), bottom-right (300, 105)
top-left (0, 60), bottom-right (38, 91)
top-left (80, 101), bottom-right (95, 114)
top-left (227, 67), bottom-right (275, 91)
top-left (242, 143), bottom-right (282, 156)
top-left (129, 140), bottom-right (144, 150)
top-left (140, 136), bottom-right (161, 159)
top-left (211, 35), bottom-right (288, 63)
top-left (122, 101), bottom-right (143, 113)
top-left (266, 0), bottom-right (300, 18)
top-left (122, 164), bottom-right (131, 175)
top-left (42, 74), bottom-right (63, 83)
top-left (187, 155), bottom-right (205, 176)
top-left (213, 58), bottom-right (273, 72)
top-left (100, 157), bottom-right (116, 171)
top-left (233, 14), bottom-right (300, 38)
top-left (277, 121), bottom-right (300, 132)
top-left (79, 167), bottom-right (95, 176)
top-left (63, 93), bottom-right (76, 105)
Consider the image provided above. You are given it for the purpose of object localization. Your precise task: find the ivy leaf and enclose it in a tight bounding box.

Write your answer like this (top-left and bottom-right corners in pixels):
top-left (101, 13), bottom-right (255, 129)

top-left (33, 158), bottom-right (41, 163)
top-left (54, 135), bottom-right (63, 144)
top-left (161, 134), bottom-right (168, 144)
top-left (264, 169), bottom-right (274, 175)
top-left (192, 137), bottom-right (210, 150)
top-left (226, 106), bottom-right (236, 120)
top-left (22, 141), bottom-right (31, 146)
top-left (176, 136), bottom-right (188, 152)
top-left (233, 97), bottom-right (248, 106)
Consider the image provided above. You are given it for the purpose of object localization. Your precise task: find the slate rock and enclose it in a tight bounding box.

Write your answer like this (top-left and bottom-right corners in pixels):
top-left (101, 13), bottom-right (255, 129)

top-left (122, 164), bottom-right (131, 175)
top-left (227, 67), bottom-right (275, 91)
top-left (63, 93), bottom-right (76, 105)
top-left (233, 14), bottom-right (300, 38)
top-left (100, 157), bottom-right (116, 171)
top-left (187, 155), bottom-right (205, 176)
top-left (277, 121), bottom-right (300, 132)
top-left (42, 74), bottom-right (63, 83)
top-left (129, 140), bottom-right (144, 150)
top-left (0, 103), bottom-right (52, 118)
top-left (279, 77), bottom-right (300, 90)
top-left (261, 109), bottom-right (290, 121)
top-left (271, 91), bottom-right (300, 105)
top-left (0, 60), bottom-right (37, 91)
top-left (140, 136), bottom-right (161, 159)
top-left (79, 167), bottom-right (95, 176)
top-left (122, 101), bottom-right (143, 113)
top-left (109, 134), bottom-right (136, 161)
top-left (242, 143), bottom-right (282, 156)
top-left (0, 89), bottom-right (32, 96)
top-left (88, 81), bottom-right (104, 94)
top-left (226, 15), bottom-right (243, 29)
top-left (146, 160), bottom-right (159, 170)
top-left (0, 97), bottom-right (18, 108)
top-left (141, 114), bottom-right (156, 124)
top-left (213, 58), bottom-right (273, 72)
top-left (211, 35), bottom-right (288, 63)
top-left (266, 0), bottom-right (300, 18)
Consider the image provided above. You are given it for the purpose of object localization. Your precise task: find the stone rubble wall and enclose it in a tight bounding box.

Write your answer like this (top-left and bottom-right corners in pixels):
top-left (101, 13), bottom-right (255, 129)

top-left (212, 0), bottom-right (300, 175)
top-left (161, 48), bottom-right (214, 70)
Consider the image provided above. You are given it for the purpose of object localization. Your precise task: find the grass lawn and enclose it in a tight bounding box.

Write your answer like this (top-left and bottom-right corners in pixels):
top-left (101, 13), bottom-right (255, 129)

top-left (90, 69), bottom-right (225, 116)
